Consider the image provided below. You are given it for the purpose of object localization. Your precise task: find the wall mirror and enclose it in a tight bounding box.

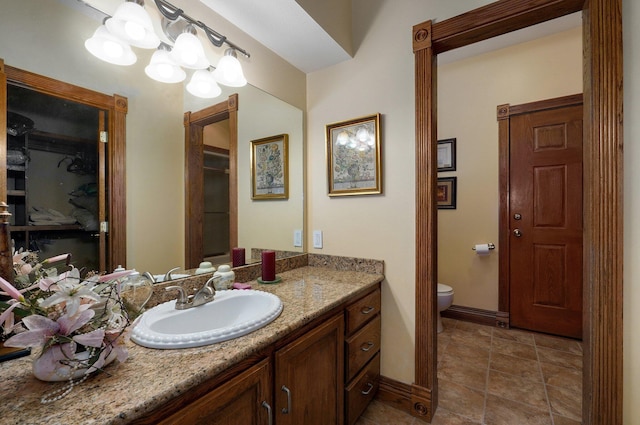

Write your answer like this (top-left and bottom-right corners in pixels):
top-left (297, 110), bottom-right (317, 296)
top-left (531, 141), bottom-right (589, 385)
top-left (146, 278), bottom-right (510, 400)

top-left (412, 0), bottom-right (622, 423)
top-left (0, 0), bottom-right (305, 280)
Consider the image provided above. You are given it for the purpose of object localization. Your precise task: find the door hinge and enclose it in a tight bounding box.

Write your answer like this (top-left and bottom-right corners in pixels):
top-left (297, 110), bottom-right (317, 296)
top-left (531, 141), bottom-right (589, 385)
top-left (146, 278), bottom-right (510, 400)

top-left (100, 131), bottom-right (108, 143)
top-left (100, 221), bottom-right (108, 233)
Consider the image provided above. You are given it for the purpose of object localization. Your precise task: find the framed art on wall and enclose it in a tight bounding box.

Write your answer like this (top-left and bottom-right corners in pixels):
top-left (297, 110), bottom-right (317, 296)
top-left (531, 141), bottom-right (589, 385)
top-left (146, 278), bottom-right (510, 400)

top-left (250, 134), bottom-right (289, 200)
top-left (326, 113), bottom-right (382, 196)
top-left (437, 176), bottom-right (457, 209)
top-left (437, 138), bottom-right (456, 172)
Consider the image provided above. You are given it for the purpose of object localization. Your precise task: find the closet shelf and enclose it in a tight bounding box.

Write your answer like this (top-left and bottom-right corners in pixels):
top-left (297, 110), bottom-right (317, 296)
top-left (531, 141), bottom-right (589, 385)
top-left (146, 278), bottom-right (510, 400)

top-left (7, 190), bottom-right (26, 197)
top-left (11, 224), bottom-right (84, 232)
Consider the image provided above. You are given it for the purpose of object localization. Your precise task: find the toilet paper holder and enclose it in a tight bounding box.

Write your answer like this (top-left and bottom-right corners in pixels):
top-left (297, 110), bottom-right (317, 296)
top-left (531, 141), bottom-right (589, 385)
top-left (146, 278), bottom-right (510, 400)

top-left (472, 243), bottom-right (495, 251)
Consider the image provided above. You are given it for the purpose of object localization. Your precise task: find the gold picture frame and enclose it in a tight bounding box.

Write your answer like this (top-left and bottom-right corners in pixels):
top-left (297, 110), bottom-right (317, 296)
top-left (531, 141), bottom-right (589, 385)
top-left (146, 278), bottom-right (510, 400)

top-left (250, 134), bottom-right (289, 200)
top-left (326, 113), bottom-right (382, 196)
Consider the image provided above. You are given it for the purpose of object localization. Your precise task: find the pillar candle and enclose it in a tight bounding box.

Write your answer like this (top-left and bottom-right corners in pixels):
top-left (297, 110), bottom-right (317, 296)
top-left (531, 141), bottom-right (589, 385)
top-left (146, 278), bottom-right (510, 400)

top-left (232, 247), bottom-right (245, 267)
top-left (261, 250), bottom-right (276, 281)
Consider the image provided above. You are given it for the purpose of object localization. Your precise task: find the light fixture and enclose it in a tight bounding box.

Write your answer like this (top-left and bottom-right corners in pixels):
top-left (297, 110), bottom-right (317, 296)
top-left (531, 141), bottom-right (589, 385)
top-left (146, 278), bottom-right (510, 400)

top-left (145, 45), bottom-right (186, 83)
top-left (186, 69), bottom-right (222, 98)
top-left (169, 24), bottom-right (210, 69)
top-left (105, 0), bottom-right (160, 49)
top-left (85, 24), bottom-right (137, 66)
top-left (83, 0), bottom-right (250, 97)
top-left (213, 48), bottom-right (247, 87)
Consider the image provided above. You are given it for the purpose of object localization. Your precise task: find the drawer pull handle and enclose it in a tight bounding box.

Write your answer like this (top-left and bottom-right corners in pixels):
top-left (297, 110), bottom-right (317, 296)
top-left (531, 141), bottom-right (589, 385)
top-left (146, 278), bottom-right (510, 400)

top-left (281, 385), bottom-right (292, 414)
top-left (360, 341), bottom-right (375, 352)
top-left (262, 401), bottom-right (273, 425)
top-left (361, 306), bottom-right (375, 314)
top-left (361, 383), bottom-right (374, 395)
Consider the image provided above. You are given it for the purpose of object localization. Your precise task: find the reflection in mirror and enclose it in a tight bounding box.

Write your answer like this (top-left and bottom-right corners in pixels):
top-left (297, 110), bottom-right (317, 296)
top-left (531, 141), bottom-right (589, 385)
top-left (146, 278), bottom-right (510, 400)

top-left (185, 84), bottom-right (304, 269)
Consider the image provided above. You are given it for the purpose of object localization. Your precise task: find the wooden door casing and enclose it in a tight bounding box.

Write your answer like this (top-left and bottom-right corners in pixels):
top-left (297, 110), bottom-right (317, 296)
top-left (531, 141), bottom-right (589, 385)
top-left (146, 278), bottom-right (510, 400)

top-left (508, 100), bottom-right (583, 338)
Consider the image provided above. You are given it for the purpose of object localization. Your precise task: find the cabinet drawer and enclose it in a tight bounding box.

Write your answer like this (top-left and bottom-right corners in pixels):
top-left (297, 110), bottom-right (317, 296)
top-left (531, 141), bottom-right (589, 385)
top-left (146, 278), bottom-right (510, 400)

top-left (346, 314), bottom-right (381, 380)
top-left (346, 288), bottom-right (381, 334)
top-left (345, 353), bottom-right (380, 425)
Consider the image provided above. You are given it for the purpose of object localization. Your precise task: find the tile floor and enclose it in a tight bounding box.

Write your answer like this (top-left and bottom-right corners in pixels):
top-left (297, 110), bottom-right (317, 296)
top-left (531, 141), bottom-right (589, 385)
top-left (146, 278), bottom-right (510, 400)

top-left (356, 318), bottom-right (583, 425)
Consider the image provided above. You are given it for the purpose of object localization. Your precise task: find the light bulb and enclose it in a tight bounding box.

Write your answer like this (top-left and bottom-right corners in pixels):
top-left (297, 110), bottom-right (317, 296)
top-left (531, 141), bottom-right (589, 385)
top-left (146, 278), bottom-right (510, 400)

top-left (124, 20), bottom-right (146, 41)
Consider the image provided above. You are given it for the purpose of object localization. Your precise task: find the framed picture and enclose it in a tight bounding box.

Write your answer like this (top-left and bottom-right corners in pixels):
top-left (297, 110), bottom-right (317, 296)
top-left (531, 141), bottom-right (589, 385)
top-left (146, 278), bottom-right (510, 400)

top-left (437, 138), bottom-right (456, 172)
top-left (437, 176), bottom-right (457, 209)
top-left (326, 113), bottom-right (382, 196)
top-left (250, 134), bottom-right (289, 200)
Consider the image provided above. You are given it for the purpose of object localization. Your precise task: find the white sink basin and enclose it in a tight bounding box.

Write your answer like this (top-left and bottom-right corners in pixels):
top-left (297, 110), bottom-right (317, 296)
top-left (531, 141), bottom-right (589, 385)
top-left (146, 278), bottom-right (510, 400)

top-left (152, 274), bottom-right (191, 283)
top-left (131, 290), bottom-right (283, 349)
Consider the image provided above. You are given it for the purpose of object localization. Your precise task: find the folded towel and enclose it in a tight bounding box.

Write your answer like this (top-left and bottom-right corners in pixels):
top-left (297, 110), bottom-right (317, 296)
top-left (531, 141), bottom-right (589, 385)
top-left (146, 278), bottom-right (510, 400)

top-left (232, 282), bottom-right (252, 290)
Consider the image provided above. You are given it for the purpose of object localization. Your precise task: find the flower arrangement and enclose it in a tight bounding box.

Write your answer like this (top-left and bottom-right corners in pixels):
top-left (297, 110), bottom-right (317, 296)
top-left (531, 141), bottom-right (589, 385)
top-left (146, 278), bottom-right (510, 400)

top-left (0, 250), bottom-right (135, 402)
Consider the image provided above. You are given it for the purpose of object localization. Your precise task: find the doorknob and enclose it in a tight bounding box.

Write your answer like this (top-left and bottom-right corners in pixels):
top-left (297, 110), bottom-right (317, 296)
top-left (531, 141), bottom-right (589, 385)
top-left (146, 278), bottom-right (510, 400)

top-left (513, 229), bottom-right (523, 237)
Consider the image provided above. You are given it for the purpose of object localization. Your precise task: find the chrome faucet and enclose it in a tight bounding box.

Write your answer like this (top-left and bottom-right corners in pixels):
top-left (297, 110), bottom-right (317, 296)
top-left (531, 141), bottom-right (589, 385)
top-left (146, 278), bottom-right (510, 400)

top-left (165, 275), bottom-right (221, 310)
top-left (164, 267), bottom-right (181, 282)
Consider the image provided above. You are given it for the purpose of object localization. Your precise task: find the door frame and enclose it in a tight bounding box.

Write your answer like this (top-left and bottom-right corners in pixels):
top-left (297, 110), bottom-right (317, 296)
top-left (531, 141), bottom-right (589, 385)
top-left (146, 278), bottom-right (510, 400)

top-left (0, 60), bottom-right (127, 271)
top-left (412, 0), bottom-right (622, 423)
top-left (497, 93), bottom-right (584, 326)
top-left (184, 94), bottom-right (238, 269)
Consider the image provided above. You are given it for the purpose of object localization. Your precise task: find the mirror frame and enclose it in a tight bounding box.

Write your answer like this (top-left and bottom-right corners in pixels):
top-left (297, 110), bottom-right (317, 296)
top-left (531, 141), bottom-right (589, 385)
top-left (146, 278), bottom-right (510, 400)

top-left (0, 60), bottom-right (127, 271)
top-left (184, 94), bottom-right (238, 269)
top-left (412, 0), bottom-right (622, 423)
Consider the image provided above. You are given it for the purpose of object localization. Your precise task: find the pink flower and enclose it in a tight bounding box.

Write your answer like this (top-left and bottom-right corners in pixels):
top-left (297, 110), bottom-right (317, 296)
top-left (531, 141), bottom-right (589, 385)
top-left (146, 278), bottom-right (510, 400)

top-left (38, 269), bottom-right (101, 316)
top-left (0, 301), bottom-right (22, 335)
top-left (98, 269), bottom-right (134, 283)
top-left (42, 254), bottom-right (70, 265)
top-left (0, 276), bottom-right (23, 301)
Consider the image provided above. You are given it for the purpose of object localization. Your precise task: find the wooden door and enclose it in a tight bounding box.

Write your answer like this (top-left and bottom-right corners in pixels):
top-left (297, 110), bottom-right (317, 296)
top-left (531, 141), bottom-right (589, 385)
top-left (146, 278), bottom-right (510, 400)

top-left (158, 359), bottom-right (272, 425)
top-left (508, 100), bottom-right (583, 339)
top-left (275, 314), bottom-right (344, 425)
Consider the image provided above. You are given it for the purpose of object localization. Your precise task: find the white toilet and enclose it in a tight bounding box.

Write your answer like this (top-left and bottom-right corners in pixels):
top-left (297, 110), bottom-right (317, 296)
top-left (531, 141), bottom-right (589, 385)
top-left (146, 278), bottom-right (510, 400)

top-left (437, 283), bottom-right (454, 333)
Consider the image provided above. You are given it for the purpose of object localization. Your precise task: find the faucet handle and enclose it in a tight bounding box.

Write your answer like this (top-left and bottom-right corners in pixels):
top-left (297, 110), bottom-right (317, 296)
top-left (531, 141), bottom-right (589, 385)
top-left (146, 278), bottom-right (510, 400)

top-left (164, 267), bottom-right (181, 282)
top-left (166, 285), bottom-right (189, 309)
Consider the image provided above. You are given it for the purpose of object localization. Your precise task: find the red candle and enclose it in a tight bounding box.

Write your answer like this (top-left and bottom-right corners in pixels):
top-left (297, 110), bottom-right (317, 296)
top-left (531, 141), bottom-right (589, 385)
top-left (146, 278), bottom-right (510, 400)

top-left (261, 250), bottom-right (276, 281)
top-left (232, 247), bottom-right (245, 267)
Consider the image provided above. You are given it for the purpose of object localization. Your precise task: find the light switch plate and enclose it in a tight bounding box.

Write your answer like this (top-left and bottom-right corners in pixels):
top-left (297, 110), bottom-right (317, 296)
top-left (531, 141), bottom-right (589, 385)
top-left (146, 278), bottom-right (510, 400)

top-left (313, 230), bottom-right (323, 249)
top-left (293, 229), bottom-right (302, 247)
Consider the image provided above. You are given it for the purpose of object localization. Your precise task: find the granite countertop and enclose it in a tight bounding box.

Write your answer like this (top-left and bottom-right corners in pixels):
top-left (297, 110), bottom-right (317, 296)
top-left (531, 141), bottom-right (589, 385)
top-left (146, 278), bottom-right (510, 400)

top-left (0, 266), bottom-right (383, 425)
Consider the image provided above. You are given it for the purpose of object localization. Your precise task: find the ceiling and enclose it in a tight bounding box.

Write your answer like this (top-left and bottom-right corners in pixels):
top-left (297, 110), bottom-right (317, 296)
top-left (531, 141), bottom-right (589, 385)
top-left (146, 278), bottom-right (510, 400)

top-left (62, 0), bottom-right (581, 74)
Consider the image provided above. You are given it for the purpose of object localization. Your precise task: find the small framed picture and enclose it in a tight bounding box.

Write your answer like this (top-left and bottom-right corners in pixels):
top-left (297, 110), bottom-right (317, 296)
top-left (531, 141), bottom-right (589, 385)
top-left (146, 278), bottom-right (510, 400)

top-left (326, 113), bottom-right (382, 196)
top-left (437, 177), bottom-right (457, 209)
top-left (250, 134), bottom-right (289, 200)
top-left (437, 138), bottom-right (456, 172)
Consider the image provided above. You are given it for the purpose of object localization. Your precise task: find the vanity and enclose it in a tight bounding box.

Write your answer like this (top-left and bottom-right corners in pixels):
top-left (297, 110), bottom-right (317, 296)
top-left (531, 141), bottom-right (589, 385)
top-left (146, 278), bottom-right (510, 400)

top-left (0, 255), bottom-right (383, 425)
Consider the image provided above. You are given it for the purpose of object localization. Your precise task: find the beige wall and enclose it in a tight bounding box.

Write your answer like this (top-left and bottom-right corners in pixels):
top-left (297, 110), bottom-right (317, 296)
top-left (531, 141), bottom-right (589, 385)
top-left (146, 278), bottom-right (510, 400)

top-left (204, 121), bottom-right (230, 150)
top-left (623, 0), bottom-right (639, 421)
top-left (437, 28), bottom-right (582, 311)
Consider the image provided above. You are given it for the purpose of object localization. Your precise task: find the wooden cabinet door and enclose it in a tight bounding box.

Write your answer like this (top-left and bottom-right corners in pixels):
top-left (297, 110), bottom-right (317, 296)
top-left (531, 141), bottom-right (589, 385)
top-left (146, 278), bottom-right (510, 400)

top-left (275, 314), bottom-right (344, 425)
top-left (158, 359), bottom-right (272, 425)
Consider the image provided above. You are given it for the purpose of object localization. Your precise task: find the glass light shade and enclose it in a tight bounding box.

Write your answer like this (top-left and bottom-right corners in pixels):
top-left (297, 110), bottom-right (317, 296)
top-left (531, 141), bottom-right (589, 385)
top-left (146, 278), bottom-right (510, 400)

top-left (145, 49), bottom-right (186, 83)
top-left (169, 30), bottom-right (209, 69)
top-left (336, 130), bottom-right (350, 146)
top-left (213, 50), bottom-right (247, 87)
top-left (105, 2), bottom-right (160, 49)
top-left (85, 25), bottom-right (137, 66)
top-left (187, 69), bottom-right (222, 98)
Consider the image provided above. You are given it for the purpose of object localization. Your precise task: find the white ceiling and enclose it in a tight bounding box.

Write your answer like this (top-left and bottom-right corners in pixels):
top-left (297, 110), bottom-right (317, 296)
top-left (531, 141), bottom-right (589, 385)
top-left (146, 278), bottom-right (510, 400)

top-left (199, 0), bottom-right (352, 73)
top-left (61, 0), bottom-right (581, 74)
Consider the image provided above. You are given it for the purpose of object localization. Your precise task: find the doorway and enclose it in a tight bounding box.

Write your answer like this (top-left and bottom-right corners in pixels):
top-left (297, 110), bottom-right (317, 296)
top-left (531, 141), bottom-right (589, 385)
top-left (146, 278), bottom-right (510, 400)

top-left (499, 95), bottom-right (583, 339)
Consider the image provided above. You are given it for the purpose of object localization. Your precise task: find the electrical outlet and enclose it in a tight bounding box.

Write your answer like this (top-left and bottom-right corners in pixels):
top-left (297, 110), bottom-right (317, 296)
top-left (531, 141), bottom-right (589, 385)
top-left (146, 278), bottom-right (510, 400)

top-left (293, 230), bottom-right (302, 247)
top-left (313, 230), bottom-right (323, 249)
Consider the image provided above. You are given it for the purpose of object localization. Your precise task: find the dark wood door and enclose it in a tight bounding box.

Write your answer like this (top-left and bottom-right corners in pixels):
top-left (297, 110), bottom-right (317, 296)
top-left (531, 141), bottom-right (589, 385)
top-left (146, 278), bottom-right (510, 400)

top-left (509, 103), bottom-right (583, 339)
top-left (275, 314), bottom-right (344, 425)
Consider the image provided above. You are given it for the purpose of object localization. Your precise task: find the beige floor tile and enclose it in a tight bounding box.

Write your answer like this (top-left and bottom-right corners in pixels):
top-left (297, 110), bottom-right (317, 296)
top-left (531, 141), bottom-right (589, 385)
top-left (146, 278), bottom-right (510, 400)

top-left (360, 400), bottom-right (416, 425)
top-left (438, 379), bottom-right (486, 423)
top-left (552, 414), bottom-right (582, 425)
top-left (490, 352), bottom-right (543, 382)
top-left (441, 340), bottom-right (490, 366)
top-left (493, 327), bottom-right (535, 345)
top-left (536, 346), bottom-right (582, 371)
top-left (450, 327), bottom-right (492, 349)
top-left (484, 393), bottom-right (553, 425)
top-left (533, 333), bottom-right (582, 355)
top-left (431, 406), bottom-right (482, 424)
top-left (491, 336), bottom-right (538, 361)
top-left (539, 362), bottom-right (582, 393)
top-left (455, 321), bottom-right (493, 337)
top-left (355, 416), bottom-right (378, 425)
top-left (546, 384), bottom-right (582, 422)
top-left (487, 370), bottom-right (548, 410)
top-left (438, 356), bottom-right (488, 391)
